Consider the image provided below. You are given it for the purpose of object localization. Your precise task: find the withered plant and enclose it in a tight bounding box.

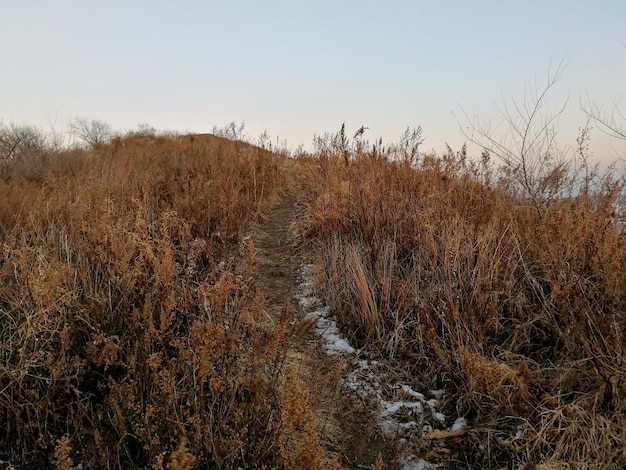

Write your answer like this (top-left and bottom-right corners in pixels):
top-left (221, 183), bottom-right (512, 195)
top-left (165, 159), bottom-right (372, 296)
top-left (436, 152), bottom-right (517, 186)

top-left (294, 125), bottom-right (626, 468)
top-left (0, 132), bottom-right (301, 468)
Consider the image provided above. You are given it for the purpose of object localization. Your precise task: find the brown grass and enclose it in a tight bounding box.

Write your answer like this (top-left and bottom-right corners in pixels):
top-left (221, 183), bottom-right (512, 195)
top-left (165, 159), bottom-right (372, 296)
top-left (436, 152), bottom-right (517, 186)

top-left (293, 128), bottom-right (626, 468)
top-left (2, 120), bottom-right (625, 468)
top-left (0, 132), bottom-right (310, 467)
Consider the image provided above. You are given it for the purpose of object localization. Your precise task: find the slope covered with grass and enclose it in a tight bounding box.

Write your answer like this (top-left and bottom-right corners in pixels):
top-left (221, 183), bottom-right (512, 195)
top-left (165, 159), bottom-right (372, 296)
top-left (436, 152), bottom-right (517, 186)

top-left (294, 128), bottom-right (626, 468)
top-left (1, 123), bottom-right (625, 469)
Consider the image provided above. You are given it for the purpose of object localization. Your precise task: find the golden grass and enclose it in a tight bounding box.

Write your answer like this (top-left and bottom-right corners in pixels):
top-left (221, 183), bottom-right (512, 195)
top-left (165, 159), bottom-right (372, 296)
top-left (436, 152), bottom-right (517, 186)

top-left (2, 121), bottom-right (625, 468)
top-left (0, 132), bottom-right (314, 468)
top-left (293, 129), bottom-right (626, 468)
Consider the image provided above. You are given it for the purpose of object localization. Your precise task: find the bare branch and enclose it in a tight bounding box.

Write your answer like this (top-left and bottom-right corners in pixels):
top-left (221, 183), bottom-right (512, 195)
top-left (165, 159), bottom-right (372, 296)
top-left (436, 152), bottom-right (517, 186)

top-left (0, 122), bottom-right (48, 164)
top-left (581, 95), bottom-right (626, 141)
top-left (69, 118), bottom-right (113, 149)
top-left (455, 60), bottom-right (569, 211)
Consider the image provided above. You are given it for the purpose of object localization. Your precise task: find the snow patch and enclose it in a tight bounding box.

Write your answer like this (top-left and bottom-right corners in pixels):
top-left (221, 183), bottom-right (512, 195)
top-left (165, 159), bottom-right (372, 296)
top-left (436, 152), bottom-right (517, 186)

top-left (307, 309), bottom-right (356, 355)
top-left (296, 271), bottom-right (357, 356)
top-left (399, 456), bottom-right (437, 470)
top-left (296, 263), bottom-right (461, 469)
top-left (449, 417), bottom-right (467, 433)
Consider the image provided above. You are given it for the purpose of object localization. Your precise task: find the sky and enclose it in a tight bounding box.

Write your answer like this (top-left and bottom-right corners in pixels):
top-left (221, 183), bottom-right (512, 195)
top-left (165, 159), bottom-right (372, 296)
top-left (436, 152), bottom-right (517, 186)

top-left (1, 0), bottom-right (625, 162)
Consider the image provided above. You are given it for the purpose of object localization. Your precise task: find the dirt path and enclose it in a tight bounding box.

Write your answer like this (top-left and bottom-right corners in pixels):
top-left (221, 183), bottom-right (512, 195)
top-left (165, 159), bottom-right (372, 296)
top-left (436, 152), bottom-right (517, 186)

top-left (251, 195), bottom-right (389, 469)
top-left (252, 197), bottom-right (298, 310)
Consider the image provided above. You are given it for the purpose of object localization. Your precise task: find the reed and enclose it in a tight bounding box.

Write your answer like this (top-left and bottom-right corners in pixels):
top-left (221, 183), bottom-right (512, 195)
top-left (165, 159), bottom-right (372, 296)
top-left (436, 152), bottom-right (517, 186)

top-left (294, 126), bottom-right (626, 468)
top-left (0, 132), bottom-right (297, 468)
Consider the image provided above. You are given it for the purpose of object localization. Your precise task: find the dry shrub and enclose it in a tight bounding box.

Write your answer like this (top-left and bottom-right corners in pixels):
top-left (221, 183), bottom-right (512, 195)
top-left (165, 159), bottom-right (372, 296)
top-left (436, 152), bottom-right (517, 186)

top-left (165, 438), bottom-right (196, 470)
top-left (460, 347), bottom-right (535, 415)
top-left (279, 368), bottom-right (327, 470)
top-left (0, 133), bottom-right (292, 467)
top-left (53, 437), bottom-right (74, 470)
top-left (294, 128), bottom-right (626, 467)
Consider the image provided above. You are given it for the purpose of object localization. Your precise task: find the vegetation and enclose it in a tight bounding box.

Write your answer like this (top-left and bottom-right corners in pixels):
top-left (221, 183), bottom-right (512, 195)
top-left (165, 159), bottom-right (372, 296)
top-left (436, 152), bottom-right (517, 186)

top-left (294, 124), bottom-right (626, 468)
top-left (0, 129), bottom-right (309, 468)
top-left (0, 116), bottom-right (624, 468)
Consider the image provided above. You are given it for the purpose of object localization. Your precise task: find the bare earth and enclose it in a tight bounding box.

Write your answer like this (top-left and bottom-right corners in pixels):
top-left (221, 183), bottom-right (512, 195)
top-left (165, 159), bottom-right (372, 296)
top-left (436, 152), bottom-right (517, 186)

top-left (251, 195), bottom-right (390, 469)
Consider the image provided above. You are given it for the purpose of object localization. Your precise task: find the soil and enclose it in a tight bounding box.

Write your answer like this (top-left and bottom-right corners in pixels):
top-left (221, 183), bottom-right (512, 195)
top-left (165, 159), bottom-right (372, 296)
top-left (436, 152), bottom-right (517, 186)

top-left (251, 194), bottom-right (392, 469)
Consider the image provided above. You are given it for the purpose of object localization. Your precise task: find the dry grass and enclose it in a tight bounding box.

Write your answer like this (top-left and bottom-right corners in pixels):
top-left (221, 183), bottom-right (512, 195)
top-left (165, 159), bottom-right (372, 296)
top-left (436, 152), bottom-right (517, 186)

top-left (0, 131), bottom-right (324, 468)
top-left (279, 367), bottom-right (327, 470)
top-left (2, 120), bottom-right (625, 468)
top-left (293, 129), bottom-right (626, 468)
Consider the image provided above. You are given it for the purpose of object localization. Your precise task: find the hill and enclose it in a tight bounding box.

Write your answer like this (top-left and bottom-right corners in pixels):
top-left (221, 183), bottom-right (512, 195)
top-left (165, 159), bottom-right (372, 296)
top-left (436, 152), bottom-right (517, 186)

top-left (0, 128), bottom-right (625, 468)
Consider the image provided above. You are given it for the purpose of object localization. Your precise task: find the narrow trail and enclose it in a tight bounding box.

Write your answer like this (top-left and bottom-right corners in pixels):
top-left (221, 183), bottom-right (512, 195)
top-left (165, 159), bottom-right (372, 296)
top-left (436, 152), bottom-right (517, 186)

top-left (252, 197), bottom-right (298, 310)
top-left (251, 194), bottom-right (389, 469)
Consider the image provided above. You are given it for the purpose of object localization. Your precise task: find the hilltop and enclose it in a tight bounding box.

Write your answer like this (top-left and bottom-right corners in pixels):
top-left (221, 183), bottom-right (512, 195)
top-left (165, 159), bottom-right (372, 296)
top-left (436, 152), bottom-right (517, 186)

top-left (0, 126), bottom-right (625, 469)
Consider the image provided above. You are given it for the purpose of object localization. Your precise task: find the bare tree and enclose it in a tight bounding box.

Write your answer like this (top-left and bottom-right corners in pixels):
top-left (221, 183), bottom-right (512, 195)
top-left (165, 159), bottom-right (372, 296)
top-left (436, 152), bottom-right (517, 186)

top-left (0, 121), bottom-right (48, 164)
top-left (44, 112), bottom-right (70, 152)
top-left (69, 117), bottom-right (113, 149)
top-left (456, 60), bottom-right (571, 212)
top-left (581, 43), bottom-right (626, 143)
top-left (581, 96), bottom-right (626, 142)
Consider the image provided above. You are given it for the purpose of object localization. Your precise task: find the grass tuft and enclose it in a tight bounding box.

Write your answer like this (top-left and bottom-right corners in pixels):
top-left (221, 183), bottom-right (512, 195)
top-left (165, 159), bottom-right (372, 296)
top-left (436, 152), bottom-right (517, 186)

top-left (294, 126), bottom-right (626, 468)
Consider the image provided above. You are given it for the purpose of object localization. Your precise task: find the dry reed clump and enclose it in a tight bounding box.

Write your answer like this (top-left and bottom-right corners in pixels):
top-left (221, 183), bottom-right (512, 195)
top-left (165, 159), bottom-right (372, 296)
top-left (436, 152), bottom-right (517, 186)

top-left (0, 133), bottom-right (299, 467)
top-left (293, 130), bottom-right (626, 468)
top-left (526, 403), bottom-right (626, 468)
top-left (459, 347), bottom-right (535, 415)
top-left (53, 437), bottom-right (74, 470)
top-left (165, 438), bottom-right (196, 470)
top-left (279, 368), bottom-right (327, 470)
top-left (345, 244), bottom-right (381, 337)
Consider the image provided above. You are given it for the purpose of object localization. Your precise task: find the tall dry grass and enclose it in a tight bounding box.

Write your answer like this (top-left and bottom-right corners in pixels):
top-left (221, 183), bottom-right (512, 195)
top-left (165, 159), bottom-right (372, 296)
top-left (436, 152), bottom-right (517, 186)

top-left (293, 129), bottom-right (626, 468)
top-left (0, 132), bottom-right (320, 468)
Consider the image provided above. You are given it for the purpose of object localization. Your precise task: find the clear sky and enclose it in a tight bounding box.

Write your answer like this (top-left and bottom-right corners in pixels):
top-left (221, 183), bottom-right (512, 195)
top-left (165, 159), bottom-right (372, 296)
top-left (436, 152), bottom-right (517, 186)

top-left (1, 1), bottom-right (625, 162)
